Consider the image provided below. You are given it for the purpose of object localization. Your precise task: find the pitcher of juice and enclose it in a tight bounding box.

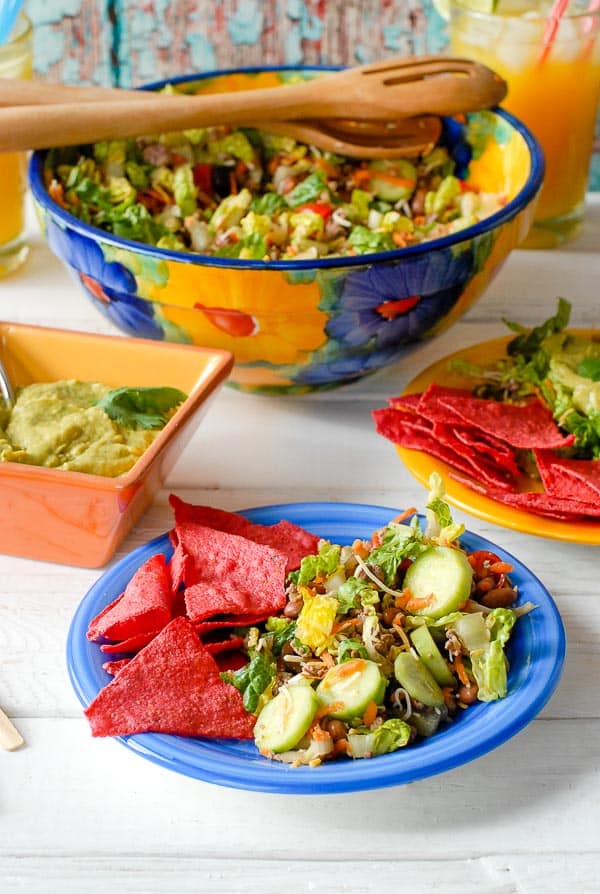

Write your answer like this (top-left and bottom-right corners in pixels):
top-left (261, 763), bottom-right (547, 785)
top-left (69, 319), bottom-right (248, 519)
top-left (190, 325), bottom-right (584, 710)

top-left (442, 0), bottom-right (600, 249)
top-left (0, 13), bottom-right (33, 277)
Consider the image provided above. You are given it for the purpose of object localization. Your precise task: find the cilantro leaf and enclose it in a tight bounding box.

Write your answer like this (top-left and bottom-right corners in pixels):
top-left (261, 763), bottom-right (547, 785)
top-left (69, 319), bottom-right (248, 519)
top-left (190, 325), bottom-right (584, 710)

top-left (96, 386), bottom-right (187, 430)
top-left (221, 652), bottom-right (275, 713)
top-left (505, 297), bottom-right (571, 359)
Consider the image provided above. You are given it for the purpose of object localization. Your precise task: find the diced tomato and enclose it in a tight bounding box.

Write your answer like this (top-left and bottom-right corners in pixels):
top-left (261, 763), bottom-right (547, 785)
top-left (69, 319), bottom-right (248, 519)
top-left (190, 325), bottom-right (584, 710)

top-left (193, 163), bottom-right (213, 193)
top-left (297, 201), bottom-right (334, 220)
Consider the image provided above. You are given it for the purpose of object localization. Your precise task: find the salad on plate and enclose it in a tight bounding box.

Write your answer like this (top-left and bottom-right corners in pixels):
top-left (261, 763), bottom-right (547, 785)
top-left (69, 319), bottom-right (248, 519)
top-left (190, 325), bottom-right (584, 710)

top-left (82, 476), bottom-right (532, 767)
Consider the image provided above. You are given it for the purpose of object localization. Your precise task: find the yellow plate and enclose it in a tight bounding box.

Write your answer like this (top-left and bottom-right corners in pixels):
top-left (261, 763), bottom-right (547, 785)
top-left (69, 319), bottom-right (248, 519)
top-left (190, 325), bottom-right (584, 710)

top-left (397, 333), bottom-right (600, 545)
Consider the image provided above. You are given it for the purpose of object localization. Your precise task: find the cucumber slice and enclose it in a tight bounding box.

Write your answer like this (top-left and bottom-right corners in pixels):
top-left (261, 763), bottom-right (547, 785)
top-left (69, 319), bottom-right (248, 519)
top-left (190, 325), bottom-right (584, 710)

top-left (366, 159), bottom-right (417, 202)
top-left (316, 658), bottom-right (386, 720)
top-left (254, 683), bottom-right (318, 754)
top-left (394, 652), bottom-right (445, 708)
top-left (403, 546), bottom-right (473, 619)
top-left (410, 625), bottom-right (456, 687)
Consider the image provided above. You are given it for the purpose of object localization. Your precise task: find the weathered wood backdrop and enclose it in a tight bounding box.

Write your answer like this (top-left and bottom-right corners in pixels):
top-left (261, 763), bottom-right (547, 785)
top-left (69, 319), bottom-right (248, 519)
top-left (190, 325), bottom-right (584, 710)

top-left (23, 0), bottom-right (599, 188)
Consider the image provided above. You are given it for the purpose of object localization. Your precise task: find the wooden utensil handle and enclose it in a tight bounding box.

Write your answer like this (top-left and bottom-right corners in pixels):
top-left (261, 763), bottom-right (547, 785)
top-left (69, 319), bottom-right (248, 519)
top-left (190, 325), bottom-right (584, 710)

top-left (0, 706), bottom-right (24, 751)
top-left (0, 80), bottom-right (355, 152)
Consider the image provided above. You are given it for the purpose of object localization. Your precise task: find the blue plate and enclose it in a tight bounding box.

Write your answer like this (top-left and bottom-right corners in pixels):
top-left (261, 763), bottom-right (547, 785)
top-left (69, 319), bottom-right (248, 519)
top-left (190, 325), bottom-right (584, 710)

top-left (67, 502), bottom-right (566, 795)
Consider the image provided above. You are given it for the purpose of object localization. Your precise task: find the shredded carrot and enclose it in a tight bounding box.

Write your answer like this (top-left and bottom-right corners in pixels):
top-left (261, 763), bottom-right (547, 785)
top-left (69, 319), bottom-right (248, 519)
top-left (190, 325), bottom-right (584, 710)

top-left (392, 232), bottom-right (408, 248)
top-left (351, 538), bottom-right (370, 559)
top-left (442, 687), bottom-right (456, 709)
top-left (368, 171), bottom-right (416, 188)
top-left (362, 700), bottom-right (378, 726)
top-left (451, 652), bottom-right (471, 687)
top-left (331, 617), bottom-right (359, 636)
top-left (313, 702), bottom-right (344, 721)
top-left (48, 181), bottom-right (67, 209)
top-left (370, 529), bottom-right (384, 549)
top-left (335, 659), bottom-right (365, 679)
top-left (334, 738), bottom-right (350, 756)
top-left (404, 594), bottom-right (434, 613)
top-left (351, 167), bottom-right (372, 185)
top-left (314, 156), bottom-right (339, 178)
top-left (320, 650), bottom-right (335, 668)
top-left (390, 507), bottom-right (417, 524)
top-left (489, 561), bottom-right (513, 575)
top-left (229, 171), bottom-right (238, 195)
top-left (350, 167), bottom-right (415, 189)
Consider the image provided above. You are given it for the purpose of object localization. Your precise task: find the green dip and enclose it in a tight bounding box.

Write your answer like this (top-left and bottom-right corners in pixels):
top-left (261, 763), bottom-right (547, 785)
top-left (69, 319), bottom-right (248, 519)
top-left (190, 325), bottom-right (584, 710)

top-left (0, 380), bottom-right (173, 477)
top-left (544, 332), bottom-right (600, 418)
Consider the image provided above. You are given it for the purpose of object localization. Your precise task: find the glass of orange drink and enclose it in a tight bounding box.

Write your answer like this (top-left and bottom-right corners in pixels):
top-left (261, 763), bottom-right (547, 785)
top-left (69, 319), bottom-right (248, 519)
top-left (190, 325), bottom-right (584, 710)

top-left (442, 0), bottom-right (600, 248)
top-left (0, 14), bottom-right (33, 277)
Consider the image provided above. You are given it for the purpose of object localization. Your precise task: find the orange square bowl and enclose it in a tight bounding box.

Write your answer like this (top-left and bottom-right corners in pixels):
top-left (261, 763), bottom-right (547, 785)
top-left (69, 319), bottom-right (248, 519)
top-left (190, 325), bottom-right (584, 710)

top-left (0, 322), bottom-right (233, 567)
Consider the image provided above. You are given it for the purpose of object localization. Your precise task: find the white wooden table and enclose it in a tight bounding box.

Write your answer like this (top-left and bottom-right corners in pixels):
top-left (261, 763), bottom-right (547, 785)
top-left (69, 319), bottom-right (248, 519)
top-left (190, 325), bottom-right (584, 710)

top-left (1, 199), bottom-right (599, 893)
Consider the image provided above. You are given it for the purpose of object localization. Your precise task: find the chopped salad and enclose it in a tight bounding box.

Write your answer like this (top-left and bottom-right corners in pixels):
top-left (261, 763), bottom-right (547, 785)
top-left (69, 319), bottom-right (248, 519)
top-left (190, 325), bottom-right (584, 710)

top-left (455, 299), bottom-right (600, 459)
top-left (44, 119), bottom-right (506, 262)
top-left (225, 475), bottom-right (530, 765)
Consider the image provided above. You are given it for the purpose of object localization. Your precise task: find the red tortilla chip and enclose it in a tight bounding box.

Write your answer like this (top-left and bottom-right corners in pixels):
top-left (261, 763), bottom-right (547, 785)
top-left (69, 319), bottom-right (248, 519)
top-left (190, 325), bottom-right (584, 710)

top-left (204, 636), bottom-right (245, 654)
top-left (85, 617), bottom-right (255, 739)
top-left (388, 392), bottom-right (422, 411)
top-left (420, 384), bottom-right (574, 449)
top-left (99, 628), bottom-right (164, 654)
top-left (373, 406), bottom-right (434, 440)
top-left (194, 614), bottom-right (269, 635)
top-left (168, 542), bottom-right (191, 594)
top-left (175, 523), bottom-right (288, 624)
top-left (451, 474), bottom-right (600, 520)
top-left (87, 554), bottom-right (172, 644)
top-left (374, 407), bottom-right (516, 491)
top-left (417, 384), bottom-right (469, 425)
top-left (534, 450), bottom-right (600, 504)
top-left (169, 495), bottom-right (319, 571)
top-left (102, 659), bottom-right (130, 676)
top-left (432, 423), bottom-right (517, 490)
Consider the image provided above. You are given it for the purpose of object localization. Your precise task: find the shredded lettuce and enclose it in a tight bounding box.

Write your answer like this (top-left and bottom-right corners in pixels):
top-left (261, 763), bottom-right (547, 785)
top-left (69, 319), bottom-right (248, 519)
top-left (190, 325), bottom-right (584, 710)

top-left (221, 652), bottom-right (275, 714)
top-left (347, 719), bottom-right (411, 758)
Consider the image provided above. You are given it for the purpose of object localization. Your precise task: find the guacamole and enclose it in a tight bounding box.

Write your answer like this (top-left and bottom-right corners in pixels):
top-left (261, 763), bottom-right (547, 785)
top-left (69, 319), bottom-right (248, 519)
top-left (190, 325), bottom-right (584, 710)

top-left (544, 332), bottom-right (600, 418)
top-left (0, 380), bottom-right (185, 477)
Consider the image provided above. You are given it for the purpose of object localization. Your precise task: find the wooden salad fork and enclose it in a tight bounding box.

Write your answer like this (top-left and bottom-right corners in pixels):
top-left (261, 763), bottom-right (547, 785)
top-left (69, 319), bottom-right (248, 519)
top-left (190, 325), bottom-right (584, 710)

top-left (0, 55), bottom-right (507, 158)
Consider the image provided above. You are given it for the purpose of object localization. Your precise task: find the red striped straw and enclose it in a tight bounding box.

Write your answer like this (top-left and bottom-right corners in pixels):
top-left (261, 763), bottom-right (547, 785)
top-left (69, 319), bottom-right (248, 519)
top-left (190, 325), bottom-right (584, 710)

top-left (583, 0), bottom-right (600, 31)
top-left (583, 0), bottom-right (600, 58)
top-left (539, 0), bottom-right (570, 62)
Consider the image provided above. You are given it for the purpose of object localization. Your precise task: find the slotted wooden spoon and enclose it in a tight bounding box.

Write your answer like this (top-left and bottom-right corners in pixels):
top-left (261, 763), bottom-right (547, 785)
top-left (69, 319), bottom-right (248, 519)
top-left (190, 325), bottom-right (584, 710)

top-left (0, 77), bottom-right (443, 158)
top-left (0, 55), bottom-right (506, 156)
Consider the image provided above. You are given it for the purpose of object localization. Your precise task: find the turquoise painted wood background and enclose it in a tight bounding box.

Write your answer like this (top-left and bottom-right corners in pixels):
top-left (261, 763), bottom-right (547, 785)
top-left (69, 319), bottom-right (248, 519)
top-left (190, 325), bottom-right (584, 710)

top-left (24, 0), bottom-right (599, 187)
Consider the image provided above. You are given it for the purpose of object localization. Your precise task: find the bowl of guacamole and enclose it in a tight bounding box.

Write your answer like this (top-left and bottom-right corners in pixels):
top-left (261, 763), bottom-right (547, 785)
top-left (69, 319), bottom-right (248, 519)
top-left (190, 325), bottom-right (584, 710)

top-left (0, 381), bottom-right (186, 477)
top-left (0, 321), bottom-right (233, 567)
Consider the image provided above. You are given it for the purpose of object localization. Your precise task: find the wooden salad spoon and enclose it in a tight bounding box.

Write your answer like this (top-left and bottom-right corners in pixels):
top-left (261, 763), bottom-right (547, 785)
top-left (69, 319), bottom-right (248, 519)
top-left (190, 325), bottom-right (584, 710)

top-left (0, 55), bottom-right (506, 157)
top-left (0, 78), bottom-right (443, 158)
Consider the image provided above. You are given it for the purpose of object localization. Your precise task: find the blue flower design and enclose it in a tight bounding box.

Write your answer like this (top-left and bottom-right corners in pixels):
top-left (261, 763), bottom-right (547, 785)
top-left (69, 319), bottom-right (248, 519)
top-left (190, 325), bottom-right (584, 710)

top-left (46, 218), bottom-right (164, 340)
top-left (292, 247), bottom-right (475, 387)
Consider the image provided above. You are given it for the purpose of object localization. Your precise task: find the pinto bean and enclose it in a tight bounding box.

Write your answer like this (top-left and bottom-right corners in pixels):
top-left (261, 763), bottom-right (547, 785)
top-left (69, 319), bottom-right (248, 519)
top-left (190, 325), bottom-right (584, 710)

top-left (410, 187), bottom-right (428, 216)
top-left (283, 596), bottom-right (303, 618)
top-left (322, 718), bottom-right (348, 741)
top-left (458, 682), bottom-right (478, 705)
top-left (481, 586), bottom-right (517, 608)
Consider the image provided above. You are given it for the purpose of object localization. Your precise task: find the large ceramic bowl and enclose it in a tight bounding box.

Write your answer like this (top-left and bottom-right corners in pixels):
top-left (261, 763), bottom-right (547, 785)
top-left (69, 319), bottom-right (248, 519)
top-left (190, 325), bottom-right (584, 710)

top-left (29, 67), bottom-right (544, 395)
